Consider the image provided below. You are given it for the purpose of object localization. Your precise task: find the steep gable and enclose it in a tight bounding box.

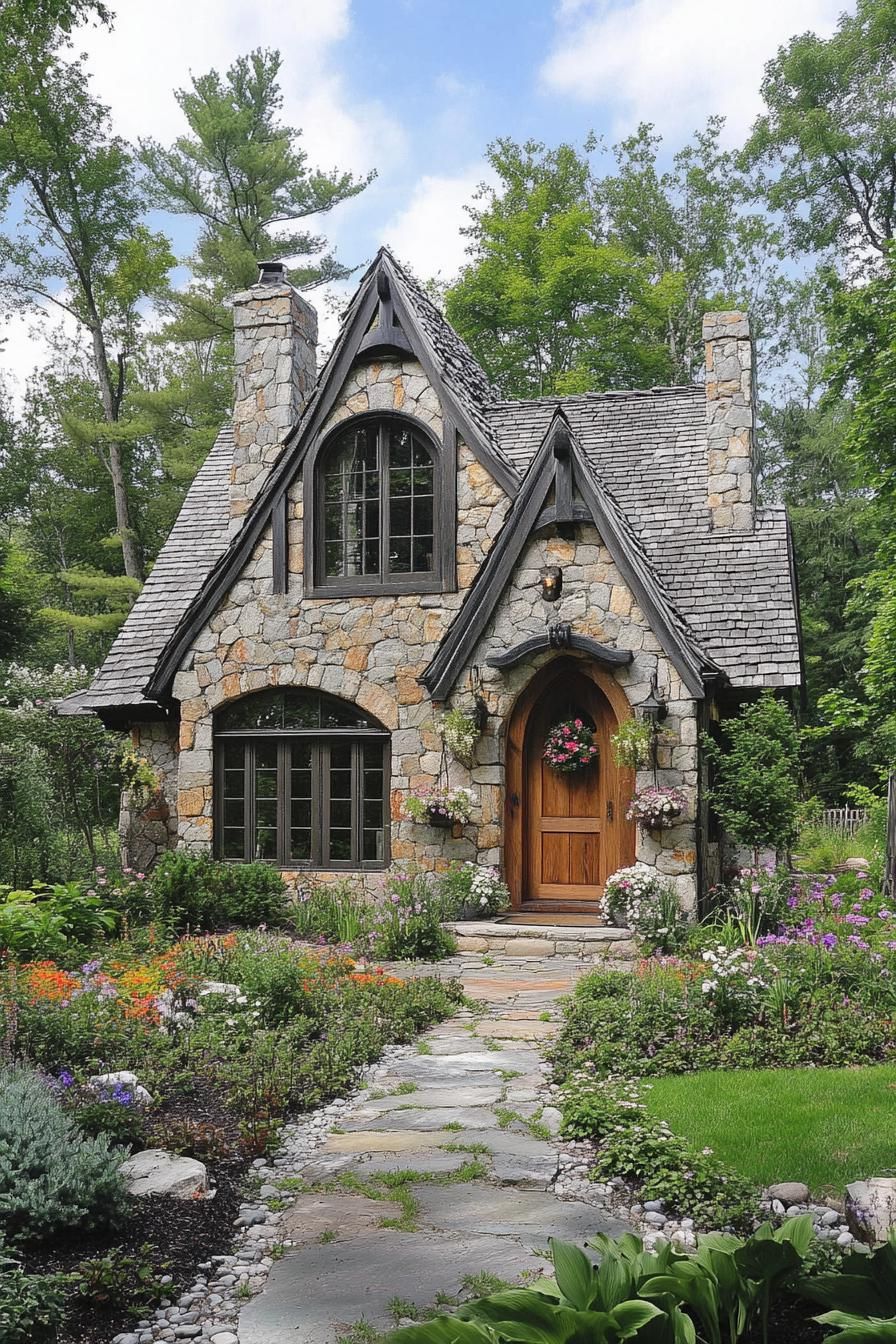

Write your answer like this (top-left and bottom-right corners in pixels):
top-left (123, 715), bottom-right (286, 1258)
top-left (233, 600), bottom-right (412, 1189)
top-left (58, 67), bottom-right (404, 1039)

top-left (422, 410), bottom-right (719, 701)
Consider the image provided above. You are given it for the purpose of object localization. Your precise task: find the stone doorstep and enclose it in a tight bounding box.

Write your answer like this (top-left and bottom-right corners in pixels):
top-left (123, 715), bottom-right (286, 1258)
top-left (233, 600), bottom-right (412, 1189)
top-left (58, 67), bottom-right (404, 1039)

top-left (443, 921), bottom-right (636, 960)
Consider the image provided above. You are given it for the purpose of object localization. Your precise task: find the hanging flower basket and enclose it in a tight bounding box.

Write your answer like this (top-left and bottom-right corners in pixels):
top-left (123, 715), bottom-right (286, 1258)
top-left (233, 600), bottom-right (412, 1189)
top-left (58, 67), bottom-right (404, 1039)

top-left (543, 719), bottom-right (599, 774)
top-left (626, 786), bottom-right (687, 831)
top-left (405, 786), bottom-right (475, 829)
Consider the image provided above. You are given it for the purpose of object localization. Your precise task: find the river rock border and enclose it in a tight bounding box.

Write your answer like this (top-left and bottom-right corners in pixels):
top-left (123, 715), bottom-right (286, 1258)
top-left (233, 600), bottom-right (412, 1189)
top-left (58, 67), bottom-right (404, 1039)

top-left (109, 1044), bottom-right (412, 1344)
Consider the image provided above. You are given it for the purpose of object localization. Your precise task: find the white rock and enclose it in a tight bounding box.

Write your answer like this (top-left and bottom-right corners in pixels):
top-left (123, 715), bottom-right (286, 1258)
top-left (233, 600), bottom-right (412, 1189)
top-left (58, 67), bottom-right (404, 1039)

top-left (89, 1070), bottom-right (153, 1106)
top-left (847, 1179), bottom-right (896, 1245)
top-left (768, 1181), bottom-right (811, 1205)
top-left (121, 1149), bottom-right (210, 1200)
top-left (199, 981), bottom-right (246, 1002)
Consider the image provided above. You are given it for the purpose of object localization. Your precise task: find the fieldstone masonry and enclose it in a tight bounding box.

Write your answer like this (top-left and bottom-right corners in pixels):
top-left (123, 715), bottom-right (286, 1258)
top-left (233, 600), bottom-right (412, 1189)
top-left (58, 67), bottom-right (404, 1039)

top-left (230, 272), bottom-right (317, 530)
top-left (119, 720), bottom-right (179, 874)
top-left (168, 343), bottom-right (700, 910)
top-left (703, 311), bottom-right (755, 532)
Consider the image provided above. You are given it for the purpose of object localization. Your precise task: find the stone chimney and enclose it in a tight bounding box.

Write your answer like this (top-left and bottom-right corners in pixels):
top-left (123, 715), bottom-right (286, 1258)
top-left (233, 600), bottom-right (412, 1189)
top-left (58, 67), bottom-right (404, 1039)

top-left (703, 311), bottom-right (755, 531)
top-left (230, 261), bottom-right (317, 526)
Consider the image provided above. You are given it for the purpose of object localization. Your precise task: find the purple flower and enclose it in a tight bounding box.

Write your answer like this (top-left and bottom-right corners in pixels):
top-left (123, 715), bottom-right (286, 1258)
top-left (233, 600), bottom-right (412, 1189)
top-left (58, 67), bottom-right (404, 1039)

top-left (58, 1070), bottom-right (74, 1089)
top-left (847, 936), bottom-right (870, 950)
top-left (822, 933), bottom-right (838, 950)
top-left (787, 895), bottom-right (799, 909)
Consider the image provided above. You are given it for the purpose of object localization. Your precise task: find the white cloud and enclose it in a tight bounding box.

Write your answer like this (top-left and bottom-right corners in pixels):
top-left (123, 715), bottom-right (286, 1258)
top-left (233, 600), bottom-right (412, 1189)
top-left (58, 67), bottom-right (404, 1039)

top-left (76, 0), bottom-right (403, 175)
top-left (382, 165), bottom-right (491, 282)
top-left (539, 0), bottom-right (844, 141)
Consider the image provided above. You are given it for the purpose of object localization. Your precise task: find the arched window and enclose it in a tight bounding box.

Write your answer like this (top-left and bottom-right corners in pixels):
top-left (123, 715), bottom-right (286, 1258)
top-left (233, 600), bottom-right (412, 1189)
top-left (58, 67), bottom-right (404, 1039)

top-left (214, 689), bottom-right (389, 869)
top-left (313, 417), bottom-right (441, 592)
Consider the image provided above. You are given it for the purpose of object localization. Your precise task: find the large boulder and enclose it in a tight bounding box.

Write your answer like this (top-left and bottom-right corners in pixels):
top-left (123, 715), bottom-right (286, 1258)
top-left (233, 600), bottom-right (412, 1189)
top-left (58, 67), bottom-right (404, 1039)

top-left (121, 1149), bottom-right (210, 1200)
top-left (846, 1178), bottom-right (896, 1245)
top-left (767, 1181), bottom-right (810, 1205)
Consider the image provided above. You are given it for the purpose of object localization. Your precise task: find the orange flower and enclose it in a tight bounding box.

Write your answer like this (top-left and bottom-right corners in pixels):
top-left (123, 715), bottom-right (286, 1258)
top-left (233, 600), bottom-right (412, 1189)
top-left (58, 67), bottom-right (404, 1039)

top-left (22, 962), bottom-right (79, 1002)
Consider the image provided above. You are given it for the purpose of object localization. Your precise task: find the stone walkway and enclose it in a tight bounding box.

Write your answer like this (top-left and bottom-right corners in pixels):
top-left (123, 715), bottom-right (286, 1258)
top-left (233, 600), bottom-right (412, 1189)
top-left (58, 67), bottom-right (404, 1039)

top-left (238, 956), bottom-right (629, 1344)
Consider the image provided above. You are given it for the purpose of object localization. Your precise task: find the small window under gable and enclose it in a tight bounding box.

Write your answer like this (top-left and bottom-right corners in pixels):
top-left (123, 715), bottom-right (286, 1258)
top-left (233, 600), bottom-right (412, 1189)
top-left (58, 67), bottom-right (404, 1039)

top-left (308, 414), bottom-right (444, 595)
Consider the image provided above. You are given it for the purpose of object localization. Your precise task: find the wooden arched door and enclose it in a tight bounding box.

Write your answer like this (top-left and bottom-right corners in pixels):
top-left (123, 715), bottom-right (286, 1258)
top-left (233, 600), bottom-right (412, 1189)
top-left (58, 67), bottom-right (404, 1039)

top-left (505, 659), bottom-right (636, 909)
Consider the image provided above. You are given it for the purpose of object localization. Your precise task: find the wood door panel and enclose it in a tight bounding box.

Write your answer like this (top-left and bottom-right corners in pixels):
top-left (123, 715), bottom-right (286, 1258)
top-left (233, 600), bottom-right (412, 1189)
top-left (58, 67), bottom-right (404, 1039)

top-left (540, 833), bottom-right (569, 885)
top-left (570, 832), bottom-right (600, 886)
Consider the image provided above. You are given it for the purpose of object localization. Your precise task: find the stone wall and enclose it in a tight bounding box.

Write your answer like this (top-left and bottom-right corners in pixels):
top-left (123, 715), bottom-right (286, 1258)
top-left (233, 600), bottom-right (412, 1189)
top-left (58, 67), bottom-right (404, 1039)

top-left (168, 353), bottom-right (700, 911)
top-left (119, 720), bottom-right (179, 872)
top-left (230, 279), bottom-right (317, 530)
top-left (703, 311), bottom-right (755, 532)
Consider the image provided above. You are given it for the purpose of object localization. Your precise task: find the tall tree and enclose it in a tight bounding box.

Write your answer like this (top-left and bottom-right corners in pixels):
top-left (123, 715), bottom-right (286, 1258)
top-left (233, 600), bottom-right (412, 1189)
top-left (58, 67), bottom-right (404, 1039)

top-left (141, 48), bottom-right (373, 353)
top-left (599, 119), bottom-right (783, 381)
top-left (446, 137), bottom-right (678, 398)
top-left (744, 0), bottom-right (896, 266)
top-left (0, 13), bottom-right (173, 580)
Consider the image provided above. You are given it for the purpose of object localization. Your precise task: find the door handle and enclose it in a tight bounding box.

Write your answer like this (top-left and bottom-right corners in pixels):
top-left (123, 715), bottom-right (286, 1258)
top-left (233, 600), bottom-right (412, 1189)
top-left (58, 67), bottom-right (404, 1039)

top-left (606, 800), bottom-right (614, 821)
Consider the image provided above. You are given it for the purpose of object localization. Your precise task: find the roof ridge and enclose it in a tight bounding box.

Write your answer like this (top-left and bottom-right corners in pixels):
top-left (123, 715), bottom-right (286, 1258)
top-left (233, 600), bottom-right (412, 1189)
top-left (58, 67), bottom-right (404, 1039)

top-left (488, 384), bottom-right (704, 410)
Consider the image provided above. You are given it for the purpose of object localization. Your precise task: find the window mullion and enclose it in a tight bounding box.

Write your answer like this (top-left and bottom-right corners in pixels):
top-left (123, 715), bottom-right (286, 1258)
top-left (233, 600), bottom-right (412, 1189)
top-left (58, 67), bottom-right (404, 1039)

top-left (351, 744), bottom-right (361, 867)
top-left (277, 740), bottom-right (289, 867)
top-left (380, 423), bottom-right (389, 579)
top-left (320, 743), bottom-right (332, 867)
top-left (245, 742), bottom-right (255, 863)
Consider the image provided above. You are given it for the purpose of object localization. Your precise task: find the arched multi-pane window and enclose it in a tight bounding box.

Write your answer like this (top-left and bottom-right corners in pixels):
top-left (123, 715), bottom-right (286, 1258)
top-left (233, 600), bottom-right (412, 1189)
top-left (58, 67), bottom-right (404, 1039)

top-left (312, 417), bottom-right (442, 593)
top-left (214, 689), bottom-right (389, 869)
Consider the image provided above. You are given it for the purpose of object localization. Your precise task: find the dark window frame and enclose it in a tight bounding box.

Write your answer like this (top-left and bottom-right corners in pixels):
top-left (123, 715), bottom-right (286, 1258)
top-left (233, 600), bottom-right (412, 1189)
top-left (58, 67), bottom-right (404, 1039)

top-left (213, 691), bottom-right (391, 871)
top-left (304, 411), bottom-right (453, 598)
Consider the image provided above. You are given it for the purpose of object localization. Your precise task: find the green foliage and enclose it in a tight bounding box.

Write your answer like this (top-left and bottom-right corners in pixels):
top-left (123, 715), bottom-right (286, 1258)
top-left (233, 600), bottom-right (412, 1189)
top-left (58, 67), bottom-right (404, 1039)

top-left (446, 137), bottom-right (676, 398)
top-left (370, 870), bottom-right (457, 962)
top-left (0, 882), bottom-right (119, 962)
top-left (140, 48), bottom-right (371, 355)
top-left (562, 1072), bottom-right (757, 1232)
top-left (148, 851), bottom-right (288, 931)
top-left (71, 1241), bottom-right (171, 1317)
top-left (744, 0), bottom-right (896, 263)
top-left (610, 718), bottom-right (655, 770)
top-left (799, 1234), bottom-right (896, 1337)
top-left (0, 1063), bottom-right (127, 1246)
top-left (292, 878), bottom-right (371, 946)
top-left (703, 694), bottom-right (801, 859)
top-left (0, 664), bottom-right (124, 883)
top-left (0, 1248), bottom-right (68, 1343)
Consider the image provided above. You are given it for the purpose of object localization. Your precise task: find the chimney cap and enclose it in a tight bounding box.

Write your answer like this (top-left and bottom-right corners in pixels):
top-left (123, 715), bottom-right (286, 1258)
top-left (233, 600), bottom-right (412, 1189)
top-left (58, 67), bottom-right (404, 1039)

top-left (256, 259), bottom-right (289, 287)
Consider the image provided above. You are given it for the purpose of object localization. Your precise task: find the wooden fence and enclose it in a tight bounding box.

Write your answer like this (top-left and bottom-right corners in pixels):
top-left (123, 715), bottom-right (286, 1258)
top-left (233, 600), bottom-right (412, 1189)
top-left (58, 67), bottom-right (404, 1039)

top-left (821, 806), bottom-right (869, 836)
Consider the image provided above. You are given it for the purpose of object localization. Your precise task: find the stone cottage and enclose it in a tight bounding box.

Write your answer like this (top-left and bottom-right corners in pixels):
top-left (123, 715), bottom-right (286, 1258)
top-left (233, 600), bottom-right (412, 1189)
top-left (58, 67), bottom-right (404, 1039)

top-left (64, 249), bottom-right (802, 914)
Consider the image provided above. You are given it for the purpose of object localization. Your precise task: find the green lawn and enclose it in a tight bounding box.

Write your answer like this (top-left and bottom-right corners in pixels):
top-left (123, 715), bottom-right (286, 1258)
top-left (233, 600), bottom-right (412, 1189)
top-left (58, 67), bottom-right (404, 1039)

top-left (643, 1065), bottom-right (896, 1196)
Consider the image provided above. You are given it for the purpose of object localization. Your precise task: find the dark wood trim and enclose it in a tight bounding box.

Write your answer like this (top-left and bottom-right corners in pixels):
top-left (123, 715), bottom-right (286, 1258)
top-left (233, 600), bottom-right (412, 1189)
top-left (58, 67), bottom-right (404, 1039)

top-left (422, 406), bottom-right (719, 703)
top-left (356, 329), bottom-right (416, 358)
top-left (553, 429), bottom-right (574, 522)
top-left (149, 250), bottom-right (517, 700)
top-left (271, 493), bottom-right (288, 594)
top-left (303, 411), bottom-right (447, 598)
top-left (534, 503), bottom-right (591, 530)
top-left (487, 633), bottom-right (633, 671)
top-left (421, 415), bottom-right (562, 700)
top-left (440, 418), bottom-right (459, 592)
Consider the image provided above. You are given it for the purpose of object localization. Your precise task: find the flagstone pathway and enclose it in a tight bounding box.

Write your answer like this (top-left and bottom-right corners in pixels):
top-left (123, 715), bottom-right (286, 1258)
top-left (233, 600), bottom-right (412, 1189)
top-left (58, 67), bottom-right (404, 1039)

top-left (238, 956), bottom-right (630, 1344)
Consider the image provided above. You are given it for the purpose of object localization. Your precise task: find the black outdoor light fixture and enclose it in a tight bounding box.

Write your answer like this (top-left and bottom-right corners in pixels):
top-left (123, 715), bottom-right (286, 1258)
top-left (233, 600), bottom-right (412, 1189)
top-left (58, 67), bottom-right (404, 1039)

top-left (539, 565), bottom-right (563, 602)
top-left (640, 671), bottom-right (668, 725)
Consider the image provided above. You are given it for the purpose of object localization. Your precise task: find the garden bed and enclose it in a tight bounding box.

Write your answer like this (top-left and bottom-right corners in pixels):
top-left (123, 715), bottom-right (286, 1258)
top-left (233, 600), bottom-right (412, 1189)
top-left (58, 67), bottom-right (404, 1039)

top-left (0, 926), bottom-right (462, 1343)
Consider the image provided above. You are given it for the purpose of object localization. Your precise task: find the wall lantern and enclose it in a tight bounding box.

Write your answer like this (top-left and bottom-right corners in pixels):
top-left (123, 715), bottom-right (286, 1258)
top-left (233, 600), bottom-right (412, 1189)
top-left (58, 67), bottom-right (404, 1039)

top-left (539, 565), bottom-right (563, 602)
top-left (640, 671), bottom-right (668, 725)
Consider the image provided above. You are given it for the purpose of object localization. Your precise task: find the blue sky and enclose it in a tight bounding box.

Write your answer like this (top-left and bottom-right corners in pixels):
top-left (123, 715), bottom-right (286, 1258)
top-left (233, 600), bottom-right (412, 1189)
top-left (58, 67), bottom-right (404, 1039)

top-left (3, 0), bottom-right (845, 387)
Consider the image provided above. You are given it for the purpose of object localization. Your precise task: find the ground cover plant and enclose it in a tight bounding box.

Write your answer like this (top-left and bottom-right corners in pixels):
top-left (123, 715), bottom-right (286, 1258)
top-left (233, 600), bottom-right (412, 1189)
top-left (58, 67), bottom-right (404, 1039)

top-left (386, 1219), bottom-right (894, 1344)
top-left (0, 928), bottom-right (462, 1343)
top-left (643, 1064), bottom-right (896, 1195)
top-left (553, 861), bottom-right (896, 1229)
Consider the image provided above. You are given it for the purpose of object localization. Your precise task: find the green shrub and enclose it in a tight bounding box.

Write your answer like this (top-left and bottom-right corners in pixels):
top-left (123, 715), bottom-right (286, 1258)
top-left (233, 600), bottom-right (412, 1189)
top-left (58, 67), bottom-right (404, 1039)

top-left (71, 1241), bottom-right (171, 1317)
top-left (292, 878), bottom-right (371, 945)
top-left (148, 851), bottom-right (287, 930)
top-left (369, 869), bottom-right (456, 961)
top-left (71, 1097), bottom-right (149, 1151)
top-left (0, 881), bottom-right (119, 963)
top-left (0, 1249), bottom-right (68, 1343)
top-left (0, 1064), bottom-right (128, 1246)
